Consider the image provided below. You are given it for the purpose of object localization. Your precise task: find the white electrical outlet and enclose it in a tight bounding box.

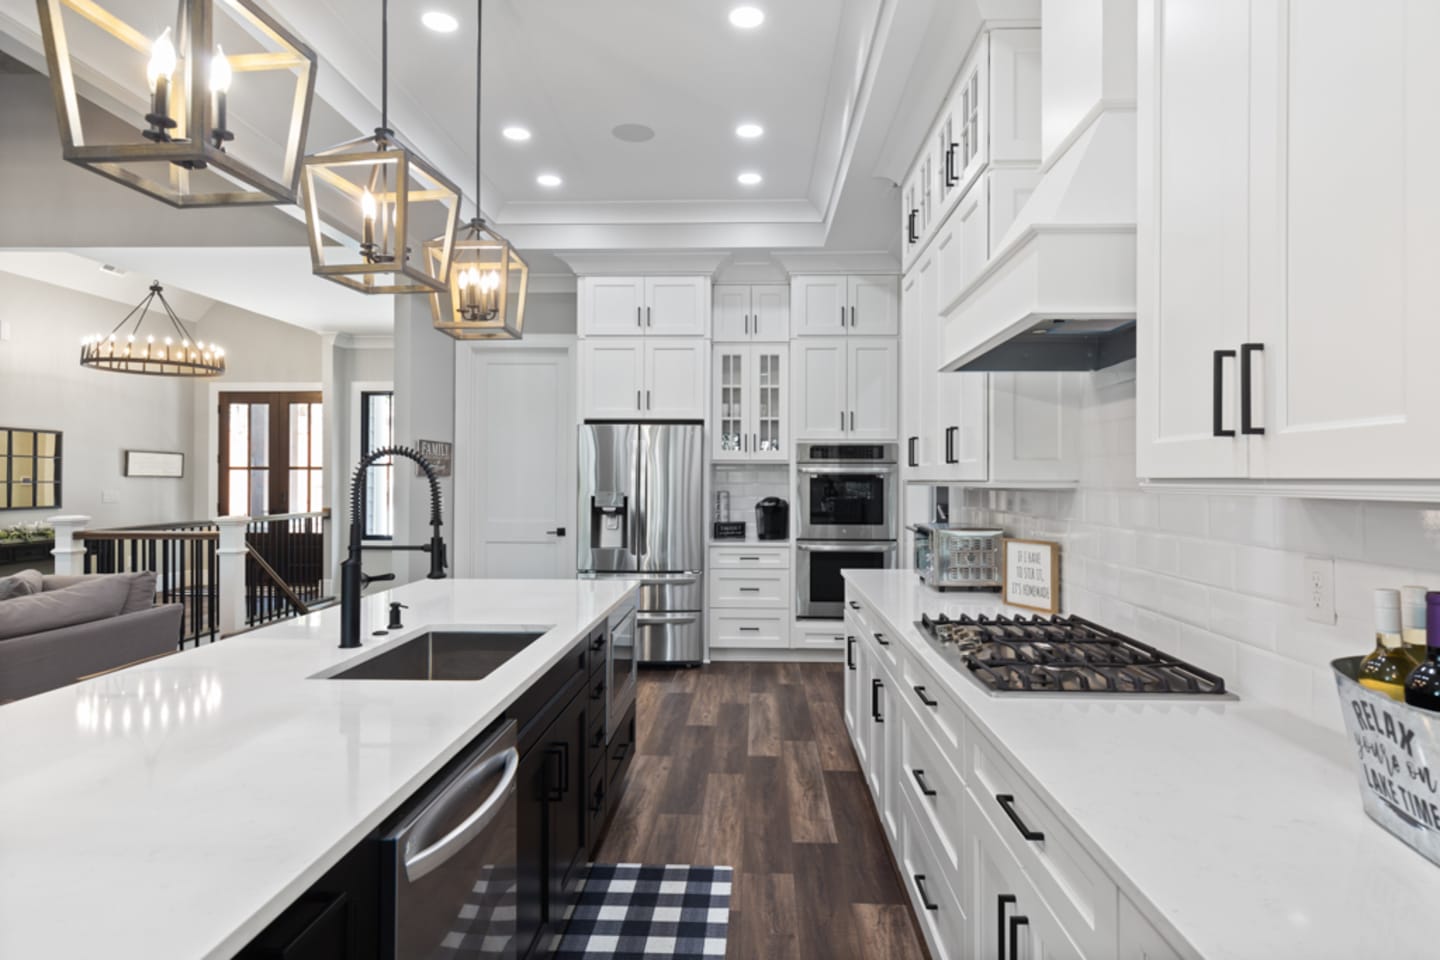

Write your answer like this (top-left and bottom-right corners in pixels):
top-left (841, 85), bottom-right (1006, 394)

top-left (1304, 555), bottom-right (1335, 625)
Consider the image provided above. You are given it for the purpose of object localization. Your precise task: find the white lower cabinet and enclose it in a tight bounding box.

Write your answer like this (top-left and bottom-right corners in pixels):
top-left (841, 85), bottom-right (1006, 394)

top-left (901, 786), bottom-right (968, 960)
top-left (708, 546), bottom-right (791, 651)
top-left (1118, 895), bottom-right (1186, 960)
top-left (706, 609), bottom-right (787, 650)
top-left (791, 622), bottom-right (846, 652)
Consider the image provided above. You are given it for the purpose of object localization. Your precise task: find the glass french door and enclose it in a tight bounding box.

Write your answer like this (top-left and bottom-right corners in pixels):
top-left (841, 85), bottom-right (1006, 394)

top-left (218, 391), bottom-right (323, 517)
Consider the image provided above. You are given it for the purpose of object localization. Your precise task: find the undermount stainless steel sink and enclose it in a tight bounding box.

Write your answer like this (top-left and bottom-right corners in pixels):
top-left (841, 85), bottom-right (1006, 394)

top-left (326, 630), bottom-right (546, 681)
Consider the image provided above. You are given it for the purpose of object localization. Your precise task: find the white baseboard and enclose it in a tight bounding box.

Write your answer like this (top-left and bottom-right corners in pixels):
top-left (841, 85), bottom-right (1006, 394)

top-left (707, 648), bottom-right (845, 663)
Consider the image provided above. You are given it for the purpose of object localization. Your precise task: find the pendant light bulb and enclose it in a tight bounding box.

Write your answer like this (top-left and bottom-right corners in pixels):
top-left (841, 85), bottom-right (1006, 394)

top-left (360, 189), bottom-right (377, 221)
top-left (147, 28), bottom-right (176, 92)
top-left (480, 270), bottom-right (500, 293)
top-left (210, 45), bottom-right (232, 93)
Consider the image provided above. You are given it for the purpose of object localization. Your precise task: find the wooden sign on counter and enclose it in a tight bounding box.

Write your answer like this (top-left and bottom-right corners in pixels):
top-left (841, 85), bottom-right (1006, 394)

top-left (1003, 538), bottom-right (1059, 613)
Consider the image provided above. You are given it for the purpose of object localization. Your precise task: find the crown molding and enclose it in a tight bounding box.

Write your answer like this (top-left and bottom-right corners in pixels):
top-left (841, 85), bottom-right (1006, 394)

top-left (554, 250), bottom-right (733, 276)
top-left (495, 198), bottom-right (821, 226)
top-left (771, 250), bottom-right (900, 275)
top-left (527, 273), bottom-right (578, 294)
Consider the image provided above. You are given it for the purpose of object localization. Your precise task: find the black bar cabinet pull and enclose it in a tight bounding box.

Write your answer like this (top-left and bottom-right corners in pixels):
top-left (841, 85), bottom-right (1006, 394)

top-left (637, 389), bottom-right (642, 411)
top-left (996, 793), bottom-right (1044, 842)
top-left (590, 786), bottom-right (605, 814)
top-left (945, 426), bottom-right (958, 464)
top-left (912, 768), bottom-right (938, 797)
top-left (998, 894), bottom-right (1017, 959)
top-left (945, 144), bottom-right (959, 186)
top-left (1241, 342), bottom-right (1265, 435)
top-left (912, 874), bottom-right (939, 911)
top-left (1212, 349), bottom-right (1236, 437)
top-left (848, 600), bottom-right (860, 610)
top-left (546, 745), bottom-right (565, 801)
top-left (908, 436), bottom-right (918, 467)
top-left (1008, 914), bottom-right (1030, 960)
top-left (592, 680), bottom-right (606, 700)
top-left (646, 389), bottom-right (651, 410)
top-left (850, 305), bottom-right (856, 328)
top-left (646, 305), bottom-right (651, 327)
top-left (590, 633), bottom-right (605, 651)
top-left (914, 685), bottom-right (938, 707)
top-left (636, 305), bottom-right (642, 327)
top-left (846, 635), bottom-right (856, 670)
top-left (907, 210), bottom-right (918, 244)
top-left (874, 631), bottom-right (889, 647)
top-left (871, 678), bottom-right (884, 722)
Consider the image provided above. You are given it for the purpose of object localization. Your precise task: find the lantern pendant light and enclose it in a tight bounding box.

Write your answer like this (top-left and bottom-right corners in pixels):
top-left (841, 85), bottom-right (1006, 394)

top-left (34, 0), bottom-right (317, 207)
top-left (301, 0), bottom-right (462, 295)
top-left (427, 0), bottom-right (528, 340)
top-left (80, 282), bottom-right (226, 378)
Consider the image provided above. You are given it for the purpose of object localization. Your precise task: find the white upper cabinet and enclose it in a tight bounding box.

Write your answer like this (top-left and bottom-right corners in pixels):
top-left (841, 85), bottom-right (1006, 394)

top-left (581, 339), bottom-right (705, 421)
top-left (1139, 0), bottom-right (1440, 487)
top-left (792, 275), bottom-right (899, 337)
top-left (713, 284), bottom-right (790, 341)
top-left (712, 343), bottom-right (789, 461)
top-left (579, 276), bottom-right (709, 337)
top-left (791, 339), bottom-right (898, 441)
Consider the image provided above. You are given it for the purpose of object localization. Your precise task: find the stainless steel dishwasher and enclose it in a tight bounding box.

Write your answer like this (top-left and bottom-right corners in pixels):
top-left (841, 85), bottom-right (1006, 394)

top-left (380, 719), bottom-right (520, 959)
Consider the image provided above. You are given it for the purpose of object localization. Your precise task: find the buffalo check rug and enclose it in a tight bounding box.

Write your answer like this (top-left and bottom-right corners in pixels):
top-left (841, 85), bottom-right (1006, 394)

top-left (555, 863), bottom-right (733, 959)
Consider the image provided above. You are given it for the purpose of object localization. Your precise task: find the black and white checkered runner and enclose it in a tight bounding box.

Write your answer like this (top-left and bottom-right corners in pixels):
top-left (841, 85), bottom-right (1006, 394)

top-left (556, 863), bottom-right (733, 959)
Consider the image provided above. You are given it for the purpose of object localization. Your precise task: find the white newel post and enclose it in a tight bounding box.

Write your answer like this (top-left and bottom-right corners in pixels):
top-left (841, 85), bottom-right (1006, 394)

top-left (47, 515), bottom-right (92, 575)
top-left (214, 516), bottom-right (250, 638)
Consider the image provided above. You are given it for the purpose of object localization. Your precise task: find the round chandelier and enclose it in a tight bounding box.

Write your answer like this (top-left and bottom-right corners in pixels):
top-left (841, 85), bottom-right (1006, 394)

top-left (80, 282), bottom-right (225, 378)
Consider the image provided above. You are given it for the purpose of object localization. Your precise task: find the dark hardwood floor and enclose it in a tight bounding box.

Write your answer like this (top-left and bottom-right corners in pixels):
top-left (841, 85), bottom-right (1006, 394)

top-left (596, 661), bottom-right (930, 960)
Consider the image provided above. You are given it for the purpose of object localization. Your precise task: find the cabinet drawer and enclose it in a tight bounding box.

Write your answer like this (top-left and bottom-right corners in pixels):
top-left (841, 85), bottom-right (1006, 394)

top-left (709, 546), bottom-right (789, 569)
top-left (900, 651), bottom-right (967, 779)
top-left (968, 729), bottom-right (1118, 959)
top-left (900, 785), bottom-right (967, 960)
top-left (897, 696), bottom-right (966, 903)
top-left (791, 622), bottom-right (846, 651)
top-left (708, 568), bottom-right (790, 607)
top-left (708, 609), bottom-right (788, 649)
top-left (861, 619), bottom-right (902, 672)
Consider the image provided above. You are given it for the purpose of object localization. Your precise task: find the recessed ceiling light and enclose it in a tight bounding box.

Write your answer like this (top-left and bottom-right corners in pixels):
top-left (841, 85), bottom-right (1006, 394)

top-left (536, 173), bottom-right (563, 187)
top-left (612, 123), bottom-right (655, 143)
top-left (729, 6), bottom-right (765, 28)
top-left (421, 11), bottom-right (459, 32)
top-left (737, 171), bottom-right (763, 186)
top-left (736, 123), bottom-right (764, 139)
top-left (502, 126), bottom-right (531, 141)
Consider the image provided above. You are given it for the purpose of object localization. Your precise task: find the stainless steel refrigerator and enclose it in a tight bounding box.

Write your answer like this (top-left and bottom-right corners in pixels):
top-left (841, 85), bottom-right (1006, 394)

top-left (577, 422), bottom-right (705, 665)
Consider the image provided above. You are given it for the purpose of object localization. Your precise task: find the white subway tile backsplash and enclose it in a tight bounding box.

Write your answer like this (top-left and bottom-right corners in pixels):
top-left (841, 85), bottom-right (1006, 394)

top-left (953, 378), bottom-right (1440, 727)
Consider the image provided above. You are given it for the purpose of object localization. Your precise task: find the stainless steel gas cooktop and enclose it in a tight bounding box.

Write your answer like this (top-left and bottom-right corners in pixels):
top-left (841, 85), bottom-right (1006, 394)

top-left (917, 612), bottom-right (1231, 697)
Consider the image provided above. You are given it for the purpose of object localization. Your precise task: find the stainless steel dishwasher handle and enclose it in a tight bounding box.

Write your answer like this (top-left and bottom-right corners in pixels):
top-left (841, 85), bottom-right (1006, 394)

top-left (637, 613), bottom-right (699, 626)
top-left (403, 746), bottom-right (519, 882)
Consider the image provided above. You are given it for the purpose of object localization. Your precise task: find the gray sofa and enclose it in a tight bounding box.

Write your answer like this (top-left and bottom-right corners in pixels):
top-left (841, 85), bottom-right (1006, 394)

top-left (0, 572), bottom-right (183, 703)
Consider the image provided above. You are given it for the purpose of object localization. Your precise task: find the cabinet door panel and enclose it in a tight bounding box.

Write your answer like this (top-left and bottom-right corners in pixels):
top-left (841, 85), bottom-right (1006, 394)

top-left (712, 286), bottom-right (750, 341)
top-left (792, 340), bottom-right (848, 439)
top-left (581, 340), bottom-right (644, 419)
top-left (583, 277), bottom-right (645, 336)
top-left (939, 373), bottom-right (988, 481)
top-left (1249, 0), bottom-right (1440, 478)
top-left (989, 373), bottom-right (1080, 484)
top-left (848, 340), bottom-right (899, 441)
top-left (915, 254), bottom-right (942, 470)
top-left (901, 270), bottom-right (926, 475)
top-left (791, 276), bottom-right (848, 336)
top-left (750, 284), bottom-right (791, 341)
top-left (645, 341), bottom-right (706, 419)
top-left (643, 277), bottom-right (707, 336)
top-left (848, 276), bottom-right (900, 336)
top-left (712, 346), bottom-right (749, 460)
top-left (1136, 0), bottom-right (1251, 478)
top-left (751, 344), bottom-right (789, 460)
top-left (988, 29), bottom-right (1041, 163)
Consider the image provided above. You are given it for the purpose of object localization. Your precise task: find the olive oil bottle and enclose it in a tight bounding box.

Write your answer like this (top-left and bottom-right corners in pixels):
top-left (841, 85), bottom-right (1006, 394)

top-left (1358, 589), bottom-right (1420, 701)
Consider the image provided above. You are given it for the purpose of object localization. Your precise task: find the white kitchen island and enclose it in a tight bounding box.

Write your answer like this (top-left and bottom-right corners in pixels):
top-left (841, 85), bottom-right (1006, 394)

top-left (0, 577), bottom-right (637, 960)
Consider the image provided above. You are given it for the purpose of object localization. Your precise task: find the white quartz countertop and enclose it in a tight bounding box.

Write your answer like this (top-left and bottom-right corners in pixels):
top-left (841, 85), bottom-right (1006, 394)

top-left (844, 570), bottom-right (1438, 960)
top-left (0, 577), bottom-right (637, 960)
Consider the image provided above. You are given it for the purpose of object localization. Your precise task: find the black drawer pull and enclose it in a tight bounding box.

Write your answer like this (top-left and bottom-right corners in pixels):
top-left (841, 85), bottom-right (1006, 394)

top-left (592, 680), bottom-right (606, 700)
top-left (998, 894), bottom-right (1017, 959)
top-left (591, 727), bottom-right (605, 748)
top-left (1009, 914), bottom-right (1030, 960)
top-left (590, 634), bottom-right (606, 651)
top-left (873, 631), bottom-right (889, 647)
top-left (913, 685), bottom-right (938, 707)
top-left (739, 556), bottom-right (761, 561)
top-left (739, 586), bottom-right (761, 592)
top-left (912, 768), bottom-right (938, 797)
top-left (848, 600), bottom-right (860, 610)
top-left (871, 678), bottom-right (884, 723)
top-left (738, 626), bottom-right (761, 632)
top-left (612, 739), bottom-right (630, 762)
top-left (846, 635), bottom-right (856, 670)
top-left (996, 794), bottom-right (1044, 842)
top-left (912, 874), bottom-right (939, 911)
top-left (590, 785), bottom-right (606, 814)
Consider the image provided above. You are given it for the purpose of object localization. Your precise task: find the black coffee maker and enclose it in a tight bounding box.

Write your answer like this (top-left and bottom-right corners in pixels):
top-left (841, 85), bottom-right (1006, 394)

top-left (755, 497), bottom-right (789, 540)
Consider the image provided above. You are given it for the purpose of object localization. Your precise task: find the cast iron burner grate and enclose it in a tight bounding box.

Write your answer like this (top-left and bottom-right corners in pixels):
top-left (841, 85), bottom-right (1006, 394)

top-left (916, 612), bottom-right (1227, 695)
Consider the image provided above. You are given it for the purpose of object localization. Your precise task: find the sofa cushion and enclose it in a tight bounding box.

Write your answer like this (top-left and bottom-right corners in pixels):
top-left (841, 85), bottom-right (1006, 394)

top-left (0, 576), bottom-right (131, 641)
top-left (42, 572), bottom-right (157, 615)
top-left (0, 570), bottom-right (43, 602)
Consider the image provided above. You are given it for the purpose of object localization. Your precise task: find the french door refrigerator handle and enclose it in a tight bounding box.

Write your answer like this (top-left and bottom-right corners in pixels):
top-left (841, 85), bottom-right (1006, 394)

top-left (1241, 342), bottom-right (1265, 435)
top-left (402, 746), bottom-right (519, 882)
top-left (1212, 349), bottom-right (1237, 437)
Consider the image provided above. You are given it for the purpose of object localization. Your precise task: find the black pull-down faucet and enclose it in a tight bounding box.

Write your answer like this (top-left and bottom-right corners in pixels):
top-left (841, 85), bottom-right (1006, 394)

top-left (340, 445), bottom-right (447, 649)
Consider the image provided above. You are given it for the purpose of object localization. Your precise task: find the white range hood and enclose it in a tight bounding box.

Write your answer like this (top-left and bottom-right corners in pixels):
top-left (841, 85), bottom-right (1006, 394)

top-left (941, 107), bottom-right (1137, 372)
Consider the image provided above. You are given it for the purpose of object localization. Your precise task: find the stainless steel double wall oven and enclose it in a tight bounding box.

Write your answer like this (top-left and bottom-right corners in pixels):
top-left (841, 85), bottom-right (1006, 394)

top-left (795, 443), bottom-right (899, 619)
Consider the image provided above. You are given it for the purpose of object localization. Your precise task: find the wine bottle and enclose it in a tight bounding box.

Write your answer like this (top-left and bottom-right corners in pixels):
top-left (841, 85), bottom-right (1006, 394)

top-left (1402, 585), bottom-right (1429, 658)
top-left (1358, 589), bottom-right (1417, 701)
top-left (1403, 592), bottom-right (1440, 711)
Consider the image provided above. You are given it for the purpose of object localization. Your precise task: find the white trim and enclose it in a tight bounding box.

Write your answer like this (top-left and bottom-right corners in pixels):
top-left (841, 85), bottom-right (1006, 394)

top-left (708, 648), bottom-right (844, 663)
top-left (206, 380), bottom-right (324, 517)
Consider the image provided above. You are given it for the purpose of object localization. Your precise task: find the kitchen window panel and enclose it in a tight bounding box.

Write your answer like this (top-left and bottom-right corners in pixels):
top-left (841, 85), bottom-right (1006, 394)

top-left (360, 391), bottom-right (395, 539)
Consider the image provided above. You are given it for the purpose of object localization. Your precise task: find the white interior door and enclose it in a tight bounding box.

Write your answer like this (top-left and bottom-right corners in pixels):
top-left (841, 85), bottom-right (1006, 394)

top-left (463, 347), bottom-right (575, 579)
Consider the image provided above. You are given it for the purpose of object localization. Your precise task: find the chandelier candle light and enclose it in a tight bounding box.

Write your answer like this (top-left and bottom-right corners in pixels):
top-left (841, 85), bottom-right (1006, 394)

top-left (301, 0), bottom-right (461, 295)
top-left (427, 0), bottom-right (528, 340)
top-left (80, 282), bottom-right (225, 378)
top-left (34, 0), bottom-right (317, 207)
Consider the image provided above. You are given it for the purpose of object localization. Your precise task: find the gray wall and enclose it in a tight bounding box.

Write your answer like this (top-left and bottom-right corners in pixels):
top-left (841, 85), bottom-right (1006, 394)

top-left (0, 271), bottom-right (196, 527)
top-left (392, 296), bottom-right (455, 582)
top-left (524, 292), bottom-right (578, 335)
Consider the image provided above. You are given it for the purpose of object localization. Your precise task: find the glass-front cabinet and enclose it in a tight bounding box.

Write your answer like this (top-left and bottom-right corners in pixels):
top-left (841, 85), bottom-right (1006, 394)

top-left (711, 344), bottom-right (789, 462)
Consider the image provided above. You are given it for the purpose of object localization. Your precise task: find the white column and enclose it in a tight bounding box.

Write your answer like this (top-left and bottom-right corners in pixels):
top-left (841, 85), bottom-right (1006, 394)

top-left (214, 516), bottom-right (250, 637)
top-left (47, 514), bottom-right (92, 575)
